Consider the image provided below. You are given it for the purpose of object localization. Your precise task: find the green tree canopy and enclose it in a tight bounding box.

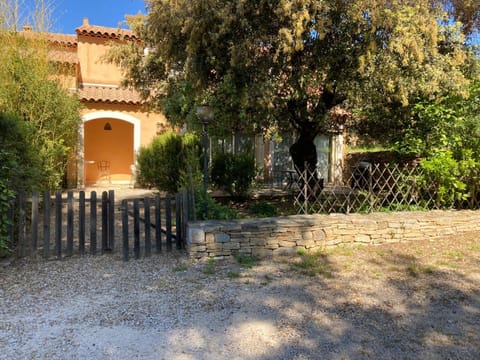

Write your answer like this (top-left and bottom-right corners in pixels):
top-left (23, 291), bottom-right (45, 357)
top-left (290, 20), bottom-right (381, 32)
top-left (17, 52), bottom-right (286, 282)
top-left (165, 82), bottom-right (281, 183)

top-left (109, 0), bottom-right (476, 170)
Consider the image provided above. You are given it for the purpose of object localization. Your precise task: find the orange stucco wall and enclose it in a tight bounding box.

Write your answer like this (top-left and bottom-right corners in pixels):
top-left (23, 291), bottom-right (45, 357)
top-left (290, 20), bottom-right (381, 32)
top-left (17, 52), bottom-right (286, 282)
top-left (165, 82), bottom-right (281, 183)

top-left (77, 36), bottom-right (125, 85)
top-left (81, 103), bottom-right (165, 146)
top-left (84, 118), bottom-right (134, 183)
top-left (45, 21), bottom-right (171, 187)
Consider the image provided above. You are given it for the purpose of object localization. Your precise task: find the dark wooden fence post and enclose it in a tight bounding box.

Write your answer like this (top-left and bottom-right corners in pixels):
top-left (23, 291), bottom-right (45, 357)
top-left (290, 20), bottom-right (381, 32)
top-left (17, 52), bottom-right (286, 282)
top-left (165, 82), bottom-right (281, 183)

top-left (101, 191), bottom-right (108, 254)
top-left (7, 198), bottom-right (15, 253)
top-left (55, 190), bottom-right (62, 259)
top-left (31, 191), bottom-right (39, 257)
top-left (90, 191), bottom-right (97, 255)
top-left (17, 192), bottom-right (26, 258)
top-left (79, 191), bottom-right (85, 255)
top-left (43, 191), bottom-right (50, 258)
top-left (66, 191), bottom-right (74, 257)
top-left (122, 199), bottom-right (129, 261)
top-left (175, 193), bottom-right (182, 250)
top-left (108, 190), bottom-right (115, 251)
top-left (144, 196), bottom-right (151, 257)
top-left (166, 194), bottom-right (172, 251)
top-left (155, 195), bottom-right (162, 253)
top-left (182, 189), bottom-right (189, 249)
top-left (133, 198), bottom-right (140, 259)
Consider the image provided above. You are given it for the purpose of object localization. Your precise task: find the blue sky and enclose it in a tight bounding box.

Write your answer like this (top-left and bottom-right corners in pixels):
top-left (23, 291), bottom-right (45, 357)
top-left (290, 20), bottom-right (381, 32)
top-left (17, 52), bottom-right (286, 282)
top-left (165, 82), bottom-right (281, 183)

top-left (51, 0), bottom-right (146, 34)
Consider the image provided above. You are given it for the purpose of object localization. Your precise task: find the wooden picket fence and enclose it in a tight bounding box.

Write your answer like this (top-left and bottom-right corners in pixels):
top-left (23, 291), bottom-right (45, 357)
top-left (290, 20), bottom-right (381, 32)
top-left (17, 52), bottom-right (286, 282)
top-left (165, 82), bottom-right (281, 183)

top-left (6, 189), bottom-right (190, 261)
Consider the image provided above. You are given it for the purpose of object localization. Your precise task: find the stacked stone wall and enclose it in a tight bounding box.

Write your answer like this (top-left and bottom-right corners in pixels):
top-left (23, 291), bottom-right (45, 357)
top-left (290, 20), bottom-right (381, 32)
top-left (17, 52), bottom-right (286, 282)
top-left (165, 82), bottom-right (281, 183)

top-left (186, 210), bottom-right (479, 260)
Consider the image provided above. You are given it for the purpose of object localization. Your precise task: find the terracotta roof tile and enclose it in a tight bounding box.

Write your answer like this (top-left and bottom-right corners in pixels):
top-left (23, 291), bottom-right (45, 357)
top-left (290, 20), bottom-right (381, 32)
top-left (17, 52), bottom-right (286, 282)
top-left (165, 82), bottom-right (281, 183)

top-left (78, 85), bottom-right (143, 104)
top-left (20, 29), bottom-right (78, 46)
top-left (76, 18), bottom-right (137, 40)
top-left (47, 33), bottom-right (78, 46)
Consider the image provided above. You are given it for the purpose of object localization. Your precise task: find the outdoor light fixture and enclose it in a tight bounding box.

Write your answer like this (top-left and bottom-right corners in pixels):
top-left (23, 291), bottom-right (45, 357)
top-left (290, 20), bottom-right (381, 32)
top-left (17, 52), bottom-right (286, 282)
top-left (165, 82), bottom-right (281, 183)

top-left (196, 105), bottom-right (214, 125)
top-left (196, 105), bottom-right (214, 191)
top-left (104, 122), bottom-right (112, 131)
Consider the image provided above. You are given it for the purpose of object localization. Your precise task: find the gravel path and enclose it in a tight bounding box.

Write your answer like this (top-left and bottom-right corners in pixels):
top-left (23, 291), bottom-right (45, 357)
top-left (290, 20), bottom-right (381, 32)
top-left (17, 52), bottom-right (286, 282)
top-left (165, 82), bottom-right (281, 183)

top-left (1, 233), bottom-right (480, 359)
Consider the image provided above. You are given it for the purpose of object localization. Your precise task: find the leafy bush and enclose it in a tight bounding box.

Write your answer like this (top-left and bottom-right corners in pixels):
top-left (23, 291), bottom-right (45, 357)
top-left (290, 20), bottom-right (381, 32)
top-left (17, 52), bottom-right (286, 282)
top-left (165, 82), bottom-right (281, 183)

top-left (249, 200), bottom-right (278, 218)
top-left (396, 80), bottom-right (480, 208)
top-left (0, 32), bottom-right (80, 190)
top-left (136, 131), bottom-right (202, 194)
top-left (419, 151), bottom-right (470, 207)
top-left (211, 152), bottom-right (256, 197)
top-left (194, 189), bottom-right (238, 220)
top-left (0, 112), bottom-right (44, 192)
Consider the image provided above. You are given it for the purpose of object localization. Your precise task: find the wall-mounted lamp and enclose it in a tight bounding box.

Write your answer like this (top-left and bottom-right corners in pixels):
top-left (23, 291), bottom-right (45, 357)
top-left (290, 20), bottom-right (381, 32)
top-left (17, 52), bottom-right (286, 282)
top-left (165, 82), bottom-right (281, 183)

top-left (104, 122), bottom-right (112, 131)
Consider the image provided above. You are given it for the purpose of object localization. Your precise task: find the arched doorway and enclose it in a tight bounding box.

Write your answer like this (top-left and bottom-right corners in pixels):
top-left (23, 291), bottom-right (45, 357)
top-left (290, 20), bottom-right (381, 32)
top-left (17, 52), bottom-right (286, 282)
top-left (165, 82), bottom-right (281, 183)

top-left (79, 111), bottom-right (140, 186)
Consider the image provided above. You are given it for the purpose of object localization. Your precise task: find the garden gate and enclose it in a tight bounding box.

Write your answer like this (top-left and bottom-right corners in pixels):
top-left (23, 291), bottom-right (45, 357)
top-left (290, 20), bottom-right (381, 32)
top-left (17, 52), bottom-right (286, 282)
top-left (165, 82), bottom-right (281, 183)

top-left (6, 189), bottom-right (191, 261)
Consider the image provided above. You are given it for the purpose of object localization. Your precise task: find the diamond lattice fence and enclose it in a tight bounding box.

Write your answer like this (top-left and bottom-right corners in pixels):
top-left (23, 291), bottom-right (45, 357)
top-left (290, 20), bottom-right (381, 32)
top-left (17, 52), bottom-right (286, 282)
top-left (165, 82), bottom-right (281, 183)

top-left (294, 162), bottom-right (480, 214)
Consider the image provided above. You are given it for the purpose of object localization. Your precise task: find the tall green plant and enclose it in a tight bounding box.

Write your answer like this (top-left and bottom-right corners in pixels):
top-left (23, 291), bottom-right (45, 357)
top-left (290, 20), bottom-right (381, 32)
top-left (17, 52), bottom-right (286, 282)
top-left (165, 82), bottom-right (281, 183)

top-left (0, 27), bottom-right (80, 190)
top-left (398, 79), bottom-right (480, 208)
top-left (211, 152), bottom-right (256, 197)
top-left (136, 131), bottom-right (202, 194)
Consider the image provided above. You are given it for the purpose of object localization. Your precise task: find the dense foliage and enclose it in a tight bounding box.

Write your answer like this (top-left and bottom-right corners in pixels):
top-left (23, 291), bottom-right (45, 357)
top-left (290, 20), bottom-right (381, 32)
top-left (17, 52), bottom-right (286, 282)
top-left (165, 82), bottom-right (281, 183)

top-left (0, 31), bottom-right (80, 191)
top-left (397, 79), bottom-right (480, 206)
top-left (194, 190), bottom-right (238, 221)
top-left (0, 0), bottom-right (80, 255)
top-left (211, 153), bottom-right (256, 198)
top-left (109, 0), bottom-right (474, 172)
top-left (136, 131), bottom-right (202, 194)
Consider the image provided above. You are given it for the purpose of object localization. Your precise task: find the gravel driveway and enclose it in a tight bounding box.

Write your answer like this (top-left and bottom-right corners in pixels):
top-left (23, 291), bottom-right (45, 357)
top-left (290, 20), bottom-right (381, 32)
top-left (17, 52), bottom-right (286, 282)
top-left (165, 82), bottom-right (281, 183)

top-left (1, 232), bottom-right (479, 359)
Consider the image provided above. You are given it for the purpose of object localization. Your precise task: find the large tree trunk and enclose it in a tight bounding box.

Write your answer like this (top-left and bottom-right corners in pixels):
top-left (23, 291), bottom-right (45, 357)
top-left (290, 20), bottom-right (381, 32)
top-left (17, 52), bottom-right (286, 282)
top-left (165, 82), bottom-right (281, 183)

top-left (289, 131), bottom-right (323, 193)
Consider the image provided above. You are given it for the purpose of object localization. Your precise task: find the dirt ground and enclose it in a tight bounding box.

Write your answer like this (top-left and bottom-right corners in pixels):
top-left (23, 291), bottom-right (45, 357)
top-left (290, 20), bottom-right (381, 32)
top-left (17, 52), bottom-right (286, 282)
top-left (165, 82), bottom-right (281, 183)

top-left (1, 231), bottom-right (479, 359)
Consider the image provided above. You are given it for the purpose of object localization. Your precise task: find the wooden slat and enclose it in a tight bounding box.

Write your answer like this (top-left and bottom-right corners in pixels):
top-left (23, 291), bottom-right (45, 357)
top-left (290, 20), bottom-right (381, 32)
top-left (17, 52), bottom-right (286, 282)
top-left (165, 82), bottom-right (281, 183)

top-left (166, 194), bottom-right (172, 251)
top-left (133, 199), bottom-right (140, 259)
top-left (175, 193), bottom-right (181, 250)
top-left (66, 191), bottom-right (74, 256)
top-left (101, 191), bottom-right (108, 254)
top-left (79, 191), bottom-right (85, 255)
top-left (144, 196), bottom-right (151, 257)
top-left (90, 191), bottom-right (97, 255)
top-left (31, 191), bottom-right (39, 256)
top-left (17, 193), bottom-right (26, 258)
top-left (155, 195), bottom-right (162, 253)
top-left (108, 190), bottom-right (115, 251)
top-left (55, 191), bottom-right (62, 259)
top-left (122, 199), bottom-right (129, 261)
top-left (43, 191), bottom-right (50, 258)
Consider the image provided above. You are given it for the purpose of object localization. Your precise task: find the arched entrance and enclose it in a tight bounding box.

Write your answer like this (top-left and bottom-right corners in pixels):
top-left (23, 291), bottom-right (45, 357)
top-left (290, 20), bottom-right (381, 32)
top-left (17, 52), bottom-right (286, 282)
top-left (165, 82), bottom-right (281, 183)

top-left (79, 111), bottom-right (141, 186)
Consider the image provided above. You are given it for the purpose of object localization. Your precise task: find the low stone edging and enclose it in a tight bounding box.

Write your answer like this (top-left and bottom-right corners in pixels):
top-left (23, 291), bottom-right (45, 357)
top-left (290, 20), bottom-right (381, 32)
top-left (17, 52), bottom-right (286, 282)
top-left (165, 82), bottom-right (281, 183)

top-left (186, 210), bottom-right (480, 260)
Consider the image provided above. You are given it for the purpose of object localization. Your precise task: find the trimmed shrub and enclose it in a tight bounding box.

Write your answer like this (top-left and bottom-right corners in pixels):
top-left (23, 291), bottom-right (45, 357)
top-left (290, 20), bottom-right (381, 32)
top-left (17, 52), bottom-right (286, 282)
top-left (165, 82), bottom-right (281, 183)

top-left (211, 152), bottom-right (256, 197)
top-left (194, 189), bottom-right (238, 220)
top-left (136, 131), bottom-right (202, 194)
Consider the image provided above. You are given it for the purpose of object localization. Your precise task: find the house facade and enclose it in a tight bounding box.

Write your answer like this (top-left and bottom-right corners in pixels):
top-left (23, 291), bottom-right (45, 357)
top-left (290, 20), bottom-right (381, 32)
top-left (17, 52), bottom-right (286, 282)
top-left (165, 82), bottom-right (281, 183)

top-left (42, 18), bottom-right (344, 189)
top-left (44, 18), bottom-right (167, 187)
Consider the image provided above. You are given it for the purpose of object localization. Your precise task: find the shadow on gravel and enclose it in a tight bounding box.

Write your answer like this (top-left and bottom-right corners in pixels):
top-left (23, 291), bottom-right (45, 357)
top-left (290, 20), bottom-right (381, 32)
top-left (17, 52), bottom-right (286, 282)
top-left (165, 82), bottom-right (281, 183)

top-left (257, 250), bottom-right (479, 359)
top-left (162, 239), bottom-right (480, 359)
top-left (2, 236), bottom-right (479, 359)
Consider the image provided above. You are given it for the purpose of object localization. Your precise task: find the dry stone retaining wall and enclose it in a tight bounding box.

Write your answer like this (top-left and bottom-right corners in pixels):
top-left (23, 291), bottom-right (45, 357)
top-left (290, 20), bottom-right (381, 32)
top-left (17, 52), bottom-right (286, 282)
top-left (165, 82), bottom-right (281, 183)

top-left (186, 210), bottom-right (480, 260)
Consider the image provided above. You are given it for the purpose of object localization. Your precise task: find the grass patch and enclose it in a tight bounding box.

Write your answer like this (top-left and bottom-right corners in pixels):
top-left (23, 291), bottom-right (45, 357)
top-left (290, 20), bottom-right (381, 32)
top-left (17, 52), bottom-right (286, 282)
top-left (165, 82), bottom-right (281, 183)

top-left (249, 200), bottom-right (278, 218)
top-left (172, 264), bottom-right (188, 272)
top-left (234, 254), bottom-right (258, 268)
top-left (444, 250), bottom-right (465, 261)
top-left (293, 250), bottom-right (333, 277)
top-left (467, 244), bottom-right (480, 251)
top-left (203, 258), bottom-right (217, 275)
top-left (227, 271), bottom-right (241, 279)
top-left (406, 263), bottom-right (435, 277)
